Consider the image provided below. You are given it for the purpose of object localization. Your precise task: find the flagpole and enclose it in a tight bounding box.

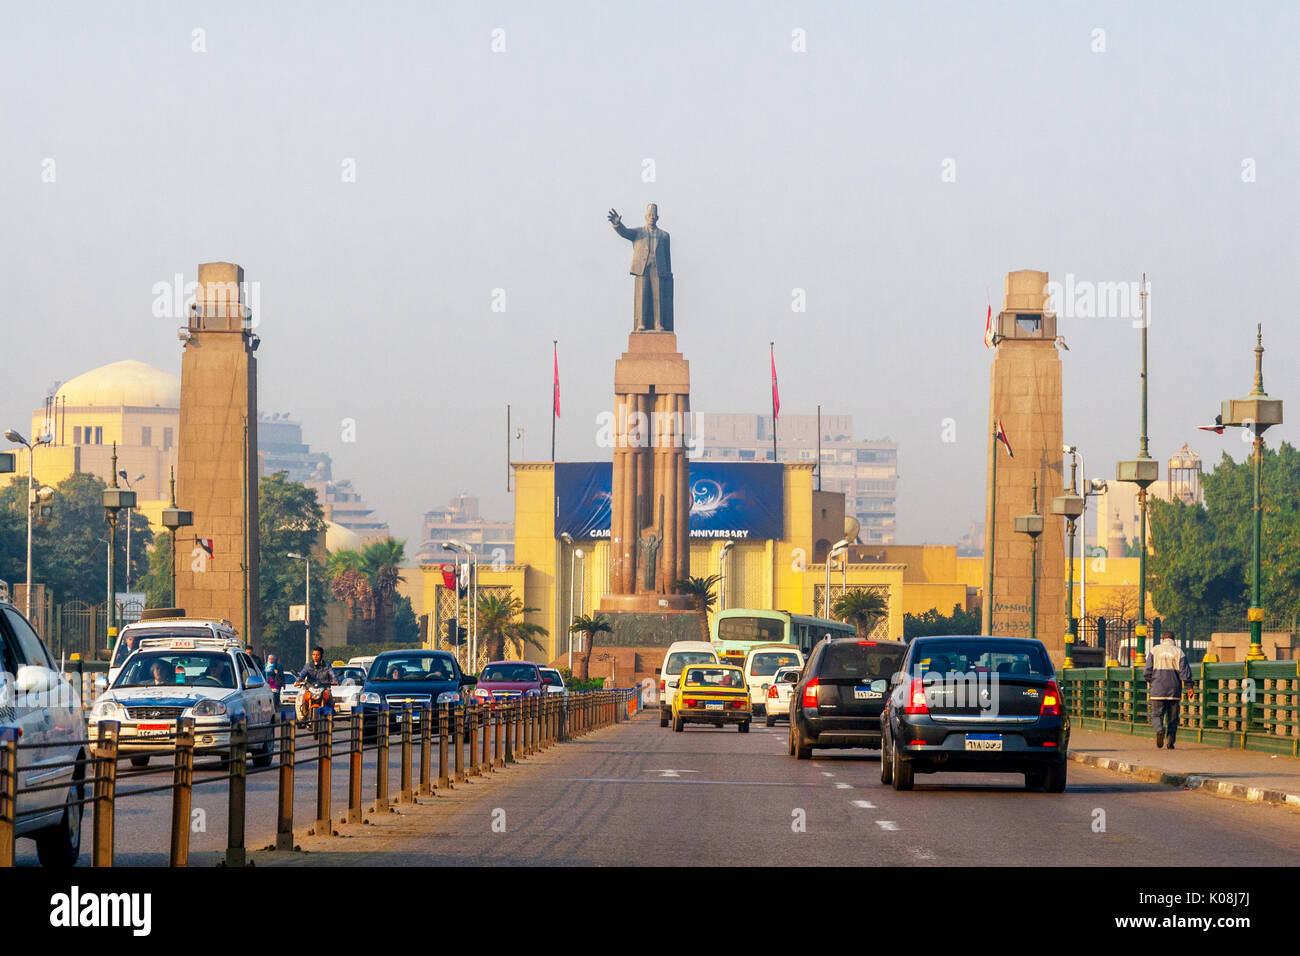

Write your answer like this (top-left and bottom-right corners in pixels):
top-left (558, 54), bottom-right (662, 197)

top-left (770, 341), bottom-right (778, 462)
top-left (986, 420), bottom-right (997, 636)
top-left (551, 339), bottom-right (557, 461)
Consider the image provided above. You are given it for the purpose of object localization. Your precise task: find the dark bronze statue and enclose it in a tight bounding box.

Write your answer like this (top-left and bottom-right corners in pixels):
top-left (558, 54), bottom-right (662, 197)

top-left (608, 203), bottom-right (673, 332)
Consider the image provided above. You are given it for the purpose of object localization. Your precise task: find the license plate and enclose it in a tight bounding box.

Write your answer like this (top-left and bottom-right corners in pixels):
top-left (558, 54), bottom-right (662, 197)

top-left (705, 702), bottom-right (724, 711)
top-left (965, 734), bottom-right (1003, 751)
top-left (854, 688), bottom-right (882, 700)
top-left (137, 724), bottom-right (170, 738)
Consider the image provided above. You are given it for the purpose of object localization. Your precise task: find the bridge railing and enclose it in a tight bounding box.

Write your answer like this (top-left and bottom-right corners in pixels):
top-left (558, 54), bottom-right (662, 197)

top-left (0, 689), bottom-right (638, 868)
top-left (1059, 661), bottom-right (1300, 756)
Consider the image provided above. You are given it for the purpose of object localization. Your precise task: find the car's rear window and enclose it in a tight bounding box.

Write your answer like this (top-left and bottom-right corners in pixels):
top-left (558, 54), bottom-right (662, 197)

top-left (481, 663), bottom-right (539, 682)
top-left (818, 643), bottom-right (903, 680)
top-left (912, 641), bottom-right (1053, 677)
top-left (665, 651), bottom-right (716, 675)
top-left (682, 667), bottom-right (744, 688)
top-left (749, 651), bottom-right (800, 677)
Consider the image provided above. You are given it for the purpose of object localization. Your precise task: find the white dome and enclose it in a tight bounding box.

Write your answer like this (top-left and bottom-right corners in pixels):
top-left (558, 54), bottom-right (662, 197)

top-left (56, 360), bottom-right (180, 408)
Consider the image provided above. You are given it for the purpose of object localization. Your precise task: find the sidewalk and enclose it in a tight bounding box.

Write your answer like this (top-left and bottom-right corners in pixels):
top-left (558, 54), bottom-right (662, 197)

top-left (1068, 728), bottom-right (1300, 811)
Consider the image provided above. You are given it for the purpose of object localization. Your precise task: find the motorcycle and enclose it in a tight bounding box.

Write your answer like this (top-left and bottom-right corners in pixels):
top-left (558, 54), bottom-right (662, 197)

top-left (297, 682), bottom-right (334, 739)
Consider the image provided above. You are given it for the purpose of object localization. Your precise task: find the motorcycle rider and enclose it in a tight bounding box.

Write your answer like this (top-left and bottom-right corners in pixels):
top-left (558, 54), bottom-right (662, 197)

top-left (295, 646), bottom-right (337, 724)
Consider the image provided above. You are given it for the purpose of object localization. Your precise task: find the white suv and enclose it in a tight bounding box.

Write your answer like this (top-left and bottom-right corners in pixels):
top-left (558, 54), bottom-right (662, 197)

top-left (742, 644), bottom-right (804, 715)
top-left (656, 641), bottom-right (719, 727)
top-left (0, 599), bottom-right (88, 865)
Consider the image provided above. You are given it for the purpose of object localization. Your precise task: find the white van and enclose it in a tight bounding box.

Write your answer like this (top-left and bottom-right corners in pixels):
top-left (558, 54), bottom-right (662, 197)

top-left (742, 643), bottom-right (804, 715)
top-left (656, 641), bottom-right (719, 727)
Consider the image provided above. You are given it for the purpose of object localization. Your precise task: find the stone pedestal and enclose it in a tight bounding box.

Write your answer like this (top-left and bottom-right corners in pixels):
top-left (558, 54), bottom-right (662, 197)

top-left (602, 331), bottom-right (692, 609)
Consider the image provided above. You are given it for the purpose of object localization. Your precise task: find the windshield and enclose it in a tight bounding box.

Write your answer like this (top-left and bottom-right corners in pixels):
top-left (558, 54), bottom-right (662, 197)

top-left (541, 671), bottom-right (564, 687)
top-left (820, 643), bottom-right (901, 681)
top-left (481, 663), bottom-right (539, 683)
top-left (370, 655), bottom-right (457, 682)
top-left (664, 651), bottom-right (716, 675)
top-left (913, 641), bottom-right (1053, 677)
top-left (717, 616), bottom-right (785, 645)
top-left (116, 651), bottom-right (236, 689)
top-left (682, 667), bottom-right (744, 688)
top-left (336, 667), bottom-right (366, 684)
top-left (749, 651), bottom-right (800, 677)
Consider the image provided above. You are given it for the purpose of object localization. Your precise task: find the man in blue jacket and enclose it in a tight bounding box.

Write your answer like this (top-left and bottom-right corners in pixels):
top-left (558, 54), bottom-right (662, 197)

top-left (1144, 635), bottom-right (1194, 749)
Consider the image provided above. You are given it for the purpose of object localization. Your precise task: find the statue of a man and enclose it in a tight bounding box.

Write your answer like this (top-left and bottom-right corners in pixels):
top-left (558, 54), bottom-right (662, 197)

top-left (608, 203), bottom-right (673, 332)
top-left (639, 529), bottom-right (661, 592)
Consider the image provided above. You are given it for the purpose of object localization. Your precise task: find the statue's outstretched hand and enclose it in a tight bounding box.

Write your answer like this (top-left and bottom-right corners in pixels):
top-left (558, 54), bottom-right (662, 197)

top-left (607, 208), bottom-right (621, 227)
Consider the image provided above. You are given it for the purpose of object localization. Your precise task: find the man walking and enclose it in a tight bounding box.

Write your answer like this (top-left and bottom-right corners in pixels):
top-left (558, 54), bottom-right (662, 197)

top-left (1143, 634), bottom-right (1193, 749)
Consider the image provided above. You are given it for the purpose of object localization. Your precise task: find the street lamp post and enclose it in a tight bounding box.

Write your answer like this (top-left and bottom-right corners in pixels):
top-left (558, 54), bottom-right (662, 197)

top-left (161, 467), bottom-right (192, 609)
top-left (118, 471), bottom-right (145, 593)
top-left (287, 552), bottom-right (311, 666)
top-left (570, 547), bottom-right (585, 670)
top-left (1211, 325), bottom-right (1283, 662)
top-left (718, 539), bottom-right (735, 611)
top-left (1117, 275), bottom-right (1158, 667)
top-left (102, 444), bottom-right (136, 648)
top-left (1053, 448), bottom-right (1085, 667)
top-left (4, 428), bottom-right (51, 621)
top-left (443, 540), bottom-right (476, 671)
top-left (825, 538), bottom-right (849, 618)
top-left (1015, 476), bottom-right (1044, 641)
top-left (561, 533), bottom-right (576, 664)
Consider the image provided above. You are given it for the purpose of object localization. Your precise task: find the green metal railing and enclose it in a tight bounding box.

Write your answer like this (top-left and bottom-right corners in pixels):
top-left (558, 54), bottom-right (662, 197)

top-left (1060, 661), bottom-right (1300, 756)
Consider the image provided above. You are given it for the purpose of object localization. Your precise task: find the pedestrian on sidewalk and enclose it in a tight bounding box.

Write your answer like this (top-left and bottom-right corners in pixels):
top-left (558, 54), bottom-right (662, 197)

top-left (1144, 635), bottom-right (1193, 749)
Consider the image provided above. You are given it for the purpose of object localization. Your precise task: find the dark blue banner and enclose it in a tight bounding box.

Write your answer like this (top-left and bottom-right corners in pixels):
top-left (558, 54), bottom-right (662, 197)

top-left (554, 462), bottom-right (784, 540)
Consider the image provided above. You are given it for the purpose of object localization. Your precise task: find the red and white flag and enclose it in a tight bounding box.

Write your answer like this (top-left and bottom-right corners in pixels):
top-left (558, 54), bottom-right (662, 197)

top-left (994, 419), bottom-right (1013, 458)
top-left (552, 342), bottom-right (561, 419)
top-left (196, 537), bottom-right (214, 557)
top-left (983, 303), bottom-right (996, 349)
top-left (770, 344), bottom-right (781, 421)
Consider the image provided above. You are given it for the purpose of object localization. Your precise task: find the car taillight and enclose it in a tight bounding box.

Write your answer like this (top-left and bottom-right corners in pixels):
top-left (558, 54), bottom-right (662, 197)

top-left (802, 677), bottom-right (819, 708)
top-left (731, 699), bottom-right (745, 709)
top-left (905, 678), bottom-right (929, 715)
top-left (858, 640), bottom-right (877, 645)
top-left (1041, 681), bottom-right (1062, 717)
top-left (659, 680), bottom-right (665, 693)
top-left (684, 698), bottom-right (696, 707)
top-left (767, 685), bottom-right (779, 699)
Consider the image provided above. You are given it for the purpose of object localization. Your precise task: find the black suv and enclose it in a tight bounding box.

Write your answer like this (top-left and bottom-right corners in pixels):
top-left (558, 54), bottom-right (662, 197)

top-left (880, 635), bottom-right (1069, 792)
top-left (788, 637), bottom-right (906, 759)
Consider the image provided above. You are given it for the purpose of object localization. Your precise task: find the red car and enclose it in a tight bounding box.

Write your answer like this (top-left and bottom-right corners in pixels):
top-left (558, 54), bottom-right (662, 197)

top-left (472, 661), bottom-right (545, 707)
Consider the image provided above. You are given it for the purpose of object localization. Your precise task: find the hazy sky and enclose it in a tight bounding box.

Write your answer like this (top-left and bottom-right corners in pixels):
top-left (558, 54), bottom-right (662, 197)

top-left (4, 1), bottom-right (1297, 550)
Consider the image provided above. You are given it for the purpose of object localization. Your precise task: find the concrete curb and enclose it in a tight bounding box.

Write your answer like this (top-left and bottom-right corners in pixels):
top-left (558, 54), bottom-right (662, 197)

top-left (1068, 750), bottom-right (1300, 812)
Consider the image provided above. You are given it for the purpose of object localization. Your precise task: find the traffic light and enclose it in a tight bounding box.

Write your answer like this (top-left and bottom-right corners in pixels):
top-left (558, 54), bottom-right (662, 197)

top-left (445, 620), bottom-right (466, 646)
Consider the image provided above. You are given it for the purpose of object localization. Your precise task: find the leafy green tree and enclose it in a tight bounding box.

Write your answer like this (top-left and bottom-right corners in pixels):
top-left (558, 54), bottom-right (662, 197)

top-left (257, 472), bottom-right (328, 662)
top-left (141, 534), bottom-right (173, 607)
top-left (393, 593), bottom-right (419, 644)
top-left (476, 592), bottom-right (548, 665)
top-left (569, 612), bottom-right (613, 680)
top-left (831, 587), bottom-right (889, 638)
top-left (903, 604), bottom-right (981, 641)
top-left (674, 574), bottom-right (720, 643)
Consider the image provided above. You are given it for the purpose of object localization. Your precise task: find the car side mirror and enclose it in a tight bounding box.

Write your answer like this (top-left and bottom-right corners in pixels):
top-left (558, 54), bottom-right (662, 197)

top-left (245, 674), bottom-right (265, 689)
top-left (461, 675), bottom-right (477, 687)
top-left (15, 664), bottom-right (56, 694)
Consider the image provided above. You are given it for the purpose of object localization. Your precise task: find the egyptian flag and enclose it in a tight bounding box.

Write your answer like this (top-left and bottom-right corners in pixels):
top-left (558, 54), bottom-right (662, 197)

top-left (1198, 414), bottom-right (1224, 435)
top-left (995, 419), bottom-right (1013, 458)
top-left (196, 537), bottom-right (214, 558)
top-left (553, 342), bottom-right (561, 419)
top-left (983, 304), bottom-right (996, 349)
top-left (770, 344), bottom-right (781, 421)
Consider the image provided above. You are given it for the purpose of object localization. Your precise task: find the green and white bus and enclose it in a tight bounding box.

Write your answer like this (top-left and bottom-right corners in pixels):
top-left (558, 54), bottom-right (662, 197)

top-left (711, 608), bottom-right (856, 665)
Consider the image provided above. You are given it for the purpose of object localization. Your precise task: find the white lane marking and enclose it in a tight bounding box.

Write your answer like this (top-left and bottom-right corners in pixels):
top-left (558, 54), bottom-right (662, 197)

top-left (851, 799), bottom-right (876, 808)
top-left (822, 772), bottom-right (835, 777)
top-left (648, 769), bottom-right (701, 778)
top-left (876, 820), bottom-right (899, 831)
top-left (835, 782), bottom-right (852, 789)
top-left (561, 778), bottom-right (819, 786)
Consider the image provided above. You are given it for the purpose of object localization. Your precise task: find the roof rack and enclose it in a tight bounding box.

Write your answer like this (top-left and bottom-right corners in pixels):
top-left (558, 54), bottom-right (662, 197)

top-left (135, 633), bottom-right (243, 652)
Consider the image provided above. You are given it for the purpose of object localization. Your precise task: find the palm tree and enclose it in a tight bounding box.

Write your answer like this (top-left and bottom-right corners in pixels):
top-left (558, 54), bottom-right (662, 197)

top-left (832, 588), bottom-right (888, 639)
top-left (674, 574), bottom-right (721, 643)
top-left (362, 538), bottom-right (407, 641)
top-left (569, 613), bottom-right (614, 681)
top-left (475, 592), bottom-right (548, 666)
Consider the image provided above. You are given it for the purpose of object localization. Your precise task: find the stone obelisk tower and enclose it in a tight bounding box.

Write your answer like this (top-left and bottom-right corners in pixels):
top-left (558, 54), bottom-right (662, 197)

top-left (176, 262), bottom-right (260, 642)
top-left (983, 270), bottom-right (1065, 653)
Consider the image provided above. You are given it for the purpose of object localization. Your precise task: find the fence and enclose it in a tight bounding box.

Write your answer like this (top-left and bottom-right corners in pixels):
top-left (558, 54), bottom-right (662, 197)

top-left (0, 690), bottom-right (637, 867)
top-left (1059, 661), bottom-right (1300, 756)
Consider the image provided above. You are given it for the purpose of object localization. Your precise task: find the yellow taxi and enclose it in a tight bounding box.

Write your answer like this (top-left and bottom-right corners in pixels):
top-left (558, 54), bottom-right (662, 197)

top-left (672, 664), bottom-right (752, 733)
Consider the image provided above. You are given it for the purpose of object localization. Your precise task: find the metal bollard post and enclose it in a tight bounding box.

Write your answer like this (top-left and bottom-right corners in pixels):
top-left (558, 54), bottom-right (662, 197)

top-left (315, 710), bottom-right (333, 835)
top-left (347, 712), bottom-right (363, 823)
top-left (92, 720), bottom-right (120, 868)
top-left (0, 728), bottom-right (17, 867)
top-left (169, 718), bottom-right (193, 867)
top-left (481, 704), bottom-right (493, 772)
top-left (225, 715), bottom-right (248, 867)
top-left (399, 702), bottom-right (414, 803)
top-left (375, 705), bottom-right (391, 811)
top-left (493, 704), bottom-right (504, 767)
top-left (454, 706), bottom-right (467, 783)
top-left (438, 704), bottom-right (451, 789)
top-left (276, 714), bottom-right (294, 850)
top-left (522, 698), bottom-right (533, 755)
top-left (504, 702), bottom-right (516, 763)
top-left (418, 703), bottom-right (432, 796)
top-left (467, 702), bottom-right (481, 776)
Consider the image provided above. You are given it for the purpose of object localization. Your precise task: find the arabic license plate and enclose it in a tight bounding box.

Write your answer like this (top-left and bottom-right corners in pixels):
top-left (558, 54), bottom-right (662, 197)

top-left (137, 724), bottom-right (170, 738)
top-left (854, 687), bottom-right (881, 699)
top-left (705, 702), bottom-right (724, 711)
top-left (965, 734), bottom-right (1003, 751)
